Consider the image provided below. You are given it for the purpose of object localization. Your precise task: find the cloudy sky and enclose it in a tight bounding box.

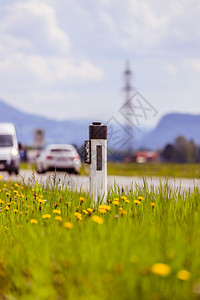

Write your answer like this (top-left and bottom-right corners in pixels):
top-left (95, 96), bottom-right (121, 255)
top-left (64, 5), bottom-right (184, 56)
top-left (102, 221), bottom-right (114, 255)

top-left (0, 0), bottom-right (199, 128)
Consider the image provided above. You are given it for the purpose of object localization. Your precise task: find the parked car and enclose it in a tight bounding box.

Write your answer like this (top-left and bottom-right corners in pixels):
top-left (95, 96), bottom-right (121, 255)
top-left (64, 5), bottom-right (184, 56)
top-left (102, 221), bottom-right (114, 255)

top-left (36, 144), bottom-right (81, 174)
top-left (0, 123), bottom-right (20, 175)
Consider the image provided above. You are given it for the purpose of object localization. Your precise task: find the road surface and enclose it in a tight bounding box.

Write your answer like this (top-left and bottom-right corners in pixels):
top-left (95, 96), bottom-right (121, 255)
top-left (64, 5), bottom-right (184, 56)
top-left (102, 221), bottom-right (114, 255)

top-left (0, 170), bottom-right (199, 192)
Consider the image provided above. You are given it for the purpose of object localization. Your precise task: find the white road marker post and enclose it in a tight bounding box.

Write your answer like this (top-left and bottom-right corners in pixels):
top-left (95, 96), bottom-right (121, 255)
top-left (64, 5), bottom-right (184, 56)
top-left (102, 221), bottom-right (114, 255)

top-left (85, 122), bottom-right (107, 205)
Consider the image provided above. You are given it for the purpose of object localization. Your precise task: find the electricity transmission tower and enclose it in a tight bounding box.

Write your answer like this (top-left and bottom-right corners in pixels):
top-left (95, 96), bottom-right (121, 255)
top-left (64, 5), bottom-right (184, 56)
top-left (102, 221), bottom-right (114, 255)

top-left (123, 61), bottom-right (134, 154)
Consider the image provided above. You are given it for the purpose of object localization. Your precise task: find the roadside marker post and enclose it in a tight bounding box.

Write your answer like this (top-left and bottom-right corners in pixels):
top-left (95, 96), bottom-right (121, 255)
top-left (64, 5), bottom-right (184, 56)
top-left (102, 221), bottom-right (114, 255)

top-left (85, 122), bottom-right (107, 204)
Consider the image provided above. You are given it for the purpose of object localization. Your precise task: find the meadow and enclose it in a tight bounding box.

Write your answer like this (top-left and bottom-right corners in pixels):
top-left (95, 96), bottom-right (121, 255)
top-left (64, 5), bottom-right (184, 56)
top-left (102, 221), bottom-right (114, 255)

top-left (20, 162), bottom-right (200, 178)
top-left (1, 173), bottom-right (200, 299)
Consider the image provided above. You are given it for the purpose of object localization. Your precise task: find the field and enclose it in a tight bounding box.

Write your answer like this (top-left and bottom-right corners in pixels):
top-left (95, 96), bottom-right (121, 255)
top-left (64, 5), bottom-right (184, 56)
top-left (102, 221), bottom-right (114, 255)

top-left (1, 173), bottom-right (200, 299)
top-left (20, 162), bottom-right (200, 178)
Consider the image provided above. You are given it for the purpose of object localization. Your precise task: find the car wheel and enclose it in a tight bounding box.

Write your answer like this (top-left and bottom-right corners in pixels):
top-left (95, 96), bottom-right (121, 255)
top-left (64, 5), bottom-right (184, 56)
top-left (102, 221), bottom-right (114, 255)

top-left (15, 169), bottom-right (19, 175)
top-left (72, 169), bottom-right (79, 175)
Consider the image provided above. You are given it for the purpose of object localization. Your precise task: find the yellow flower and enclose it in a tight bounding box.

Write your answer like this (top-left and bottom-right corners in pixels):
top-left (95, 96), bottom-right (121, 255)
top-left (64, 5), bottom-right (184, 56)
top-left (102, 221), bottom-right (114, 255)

top-left (42, 214), bottom-right (51, 219)
top-left (125, 199), bottom-right (130, 203)
top-left (6, 206), bottom-right (10, 211)
top-left (0, 200), bottom-right (4, 204)
top-left (151, 202), bottom-right (155, 207)
top-left (105, 205), bottom-right (111, 211)
top-left (113, 200), bottom-right (119, 205)
top-left (53, 209), bottom-right (61, 215)
top-left (82, 210), bottom-right (88, 214)
top-left (20, 212), bottom-right (23, 215)
top-left (121, 210), bottom-right (127, 215)
top-left (134, 200), bottom-right (141, 204)
top-left (114, 198), bottom-right (119, 201)
top-left (138, 196), bottom-right (144, 201)
top-left (121, 196), bottom-right (127, 200)
top-left (13, 209), bottom-right (18, 213)
top-left (74, 212), bottom-right (82, 220)
top-left (55, 216), bottom-right (62, 222)
top-left (177, 269), bottom-right (191, 281)
top-left (64, 222), bottom-right (73, 229)
top-left (14, 183), bottom-right (19, 187)
top-left (79, 197), bottom-right (84, 203)
top-left (38, 199), bottom-right (45, 204)
top-left (0, 174), bottom-right (3, 180)
top-left (151, 263), bottom-right (171, 277)
top-left (30, 219), bottom-right (38, 224)
top-left (119, 208), bottom-right (123, 211)
top-left (87, 208), bottom-right (93, 214)
top-left (99, 208), bottom-right (107, 214)
top-left (92, 215), bottom-right (103, 224)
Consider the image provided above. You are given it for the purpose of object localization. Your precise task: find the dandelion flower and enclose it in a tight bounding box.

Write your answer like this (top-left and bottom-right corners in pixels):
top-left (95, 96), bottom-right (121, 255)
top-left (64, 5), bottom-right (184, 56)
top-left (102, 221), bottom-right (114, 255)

top-left (138, 196), bottom-right (144, 201)
top-left (92, 215), bottom-right (103, 224)
top-left (177, 269), bottom-right (191, 281)
top-left (0, 174), bottom-right (3, 180)
top-left (134, 200), bottom-right (141, 204)
top-left (121, 196), bottom-right (127, 200)
top-left (87, 208), bottom-right (93, 214)
top-left (38, 199), bottom-right (45, 204)
top-left (113, 200), bottom-right (119, 205)
top-left (125, 199), bottom-right (130, 203)
top-left (151, 263), bottom-right (171, 277)
top-left (53, 209), bottom-right (61, 215)
top-left (151, 202), bottom-right (155, 207)
top-left (82, 210), bottom-right (88, 215)
top-left (30, 219), bottom-right (38, 224)
top-left (64, 222), bottom-right (73, 229)
top-left (79, 197), bottom-right (84, 203)
top-left (13, 209), bottom-right (18, 213)
top-left (42, 214), bottom-right (51, 219)
top-left (99, 208), bottom-right (107, 214)
top-left (55, 216), bottom-right (62, 222)
top-left (121, 210), bottom-right (127, 215)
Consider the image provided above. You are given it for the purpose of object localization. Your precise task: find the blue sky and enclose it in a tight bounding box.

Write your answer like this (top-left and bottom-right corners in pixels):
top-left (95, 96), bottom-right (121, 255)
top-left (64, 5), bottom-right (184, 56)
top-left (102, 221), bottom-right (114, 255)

top-left (0, 0), bottom-right (199, 128)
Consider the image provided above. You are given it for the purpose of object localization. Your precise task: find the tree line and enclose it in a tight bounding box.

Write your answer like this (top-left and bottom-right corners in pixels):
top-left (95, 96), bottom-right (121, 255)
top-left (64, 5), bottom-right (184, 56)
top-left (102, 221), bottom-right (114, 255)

top-left (161, 136), bottom-right (200, 163)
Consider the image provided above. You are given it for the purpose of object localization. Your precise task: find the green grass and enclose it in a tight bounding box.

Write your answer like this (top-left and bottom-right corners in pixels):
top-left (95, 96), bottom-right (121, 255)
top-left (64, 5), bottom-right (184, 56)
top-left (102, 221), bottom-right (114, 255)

top-left (20, 162), bottom-right (200, 178)
top-left (1, 174), bottom-right (200, 299)
top-left (106, 162), bottom-right (200, 178)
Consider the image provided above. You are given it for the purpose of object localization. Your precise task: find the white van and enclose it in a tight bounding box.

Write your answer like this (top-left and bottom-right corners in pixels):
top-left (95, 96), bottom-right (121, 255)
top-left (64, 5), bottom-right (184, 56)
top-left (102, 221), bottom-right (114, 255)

top-left (0, 123), bottom-right (20, 175)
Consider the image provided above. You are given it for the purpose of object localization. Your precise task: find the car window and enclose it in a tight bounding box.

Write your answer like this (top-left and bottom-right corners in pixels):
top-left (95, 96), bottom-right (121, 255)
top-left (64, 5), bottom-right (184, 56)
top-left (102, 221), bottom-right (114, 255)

top-left (0, 135), bottom-right (13, 147)
top-left (50, 149), bottom-right (71, 152)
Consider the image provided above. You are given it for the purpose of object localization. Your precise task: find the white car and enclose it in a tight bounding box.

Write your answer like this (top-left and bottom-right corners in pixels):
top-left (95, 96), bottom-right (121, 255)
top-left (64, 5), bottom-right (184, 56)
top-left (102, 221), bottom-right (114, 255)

top-left (0, 123), bottom-right (20, 175)
top-left (36, 144), bottom-right (81, 174)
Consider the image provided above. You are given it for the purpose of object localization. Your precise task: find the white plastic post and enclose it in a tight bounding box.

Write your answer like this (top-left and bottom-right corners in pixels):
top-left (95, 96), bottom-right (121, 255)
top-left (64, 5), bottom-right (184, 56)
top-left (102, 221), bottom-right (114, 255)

top-left (85, 122), bottom-right (107, 205)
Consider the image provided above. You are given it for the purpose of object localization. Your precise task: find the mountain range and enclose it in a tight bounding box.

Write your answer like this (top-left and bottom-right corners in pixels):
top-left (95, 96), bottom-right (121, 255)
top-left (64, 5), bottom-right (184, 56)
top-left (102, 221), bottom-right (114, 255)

top-left (0, 99), bottom-right (199, 150)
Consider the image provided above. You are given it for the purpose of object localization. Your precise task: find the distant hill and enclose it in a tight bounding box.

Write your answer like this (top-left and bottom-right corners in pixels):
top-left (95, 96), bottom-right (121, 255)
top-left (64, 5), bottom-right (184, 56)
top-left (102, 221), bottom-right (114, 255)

top-left (0, 100), bottom-right (148, 151)
top-left (0, 99), bottom-right (90, 146)
top-left (140, 113), bottom-right (200, 150)
top-left (1, 100), bottom-right (199, 151)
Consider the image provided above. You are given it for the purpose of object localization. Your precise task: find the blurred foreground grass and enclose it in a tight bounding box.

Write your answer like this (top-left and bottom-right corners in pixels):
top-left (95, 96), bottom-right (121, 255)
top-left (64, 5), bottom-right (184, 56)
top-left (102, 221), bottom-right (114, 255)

top-left (0, 175), bottom-right (200, 299)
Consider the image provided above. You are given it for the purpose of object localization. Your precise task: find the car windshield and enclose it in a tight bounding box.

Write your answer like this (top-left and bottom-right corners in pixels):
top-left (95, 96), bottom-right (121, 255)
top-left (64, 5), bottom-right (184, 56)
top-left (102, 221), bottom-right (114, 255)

top-left (0, 135), bottom-right (13, 147)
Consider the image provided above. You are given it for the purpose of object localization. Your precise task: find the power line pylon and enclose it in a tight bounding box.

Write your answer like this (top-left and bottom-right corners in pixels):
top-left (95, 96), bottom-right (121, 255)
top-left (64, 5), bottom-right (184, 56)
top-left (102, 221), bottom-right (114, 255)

top-left (123, 61), bottom-right (134, 154)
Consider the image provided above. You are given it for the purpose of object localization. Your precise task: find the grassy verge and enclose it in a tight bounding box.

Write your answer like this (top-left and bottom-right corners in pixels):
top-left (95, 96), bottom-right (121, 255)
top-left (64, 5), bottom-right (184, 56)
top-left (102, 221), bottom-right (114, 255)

top-left (0, 174), bottom-right (200, 299)
top-left (20, 162), bottom-right (200, 178)
top-left (106, 162), bottom-right (200, 178)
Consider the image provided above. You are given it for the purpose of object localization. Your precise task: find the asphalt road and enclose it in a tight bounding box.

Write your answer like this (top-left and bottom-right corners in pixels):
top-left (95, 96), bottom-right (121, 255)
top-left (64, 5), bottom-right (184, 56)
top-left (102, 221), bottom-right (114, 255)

top-left (1, 170), bottom-right (200, 192)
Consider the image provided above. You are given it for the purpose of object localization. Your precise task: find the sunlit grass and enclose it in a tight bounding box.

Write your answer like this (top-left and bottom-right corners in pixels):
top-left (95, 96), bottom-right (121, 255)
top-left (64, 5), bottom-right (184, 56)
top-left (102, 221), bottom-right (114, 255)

top-left (0, 174), bottom-right (200, 299)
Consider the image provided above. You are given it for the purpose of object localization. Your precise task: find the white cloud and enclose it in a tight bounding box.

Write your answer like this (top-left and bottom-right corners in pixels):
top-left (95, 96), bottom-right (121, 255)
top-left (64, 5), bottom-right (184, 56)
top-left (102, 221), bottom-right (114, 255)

top-left (183, 59), bottom-right (200, 73)
top-left (1, 0), bottom-right (70, 54)
top-left (164, 63), bottom-right (177, 75)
